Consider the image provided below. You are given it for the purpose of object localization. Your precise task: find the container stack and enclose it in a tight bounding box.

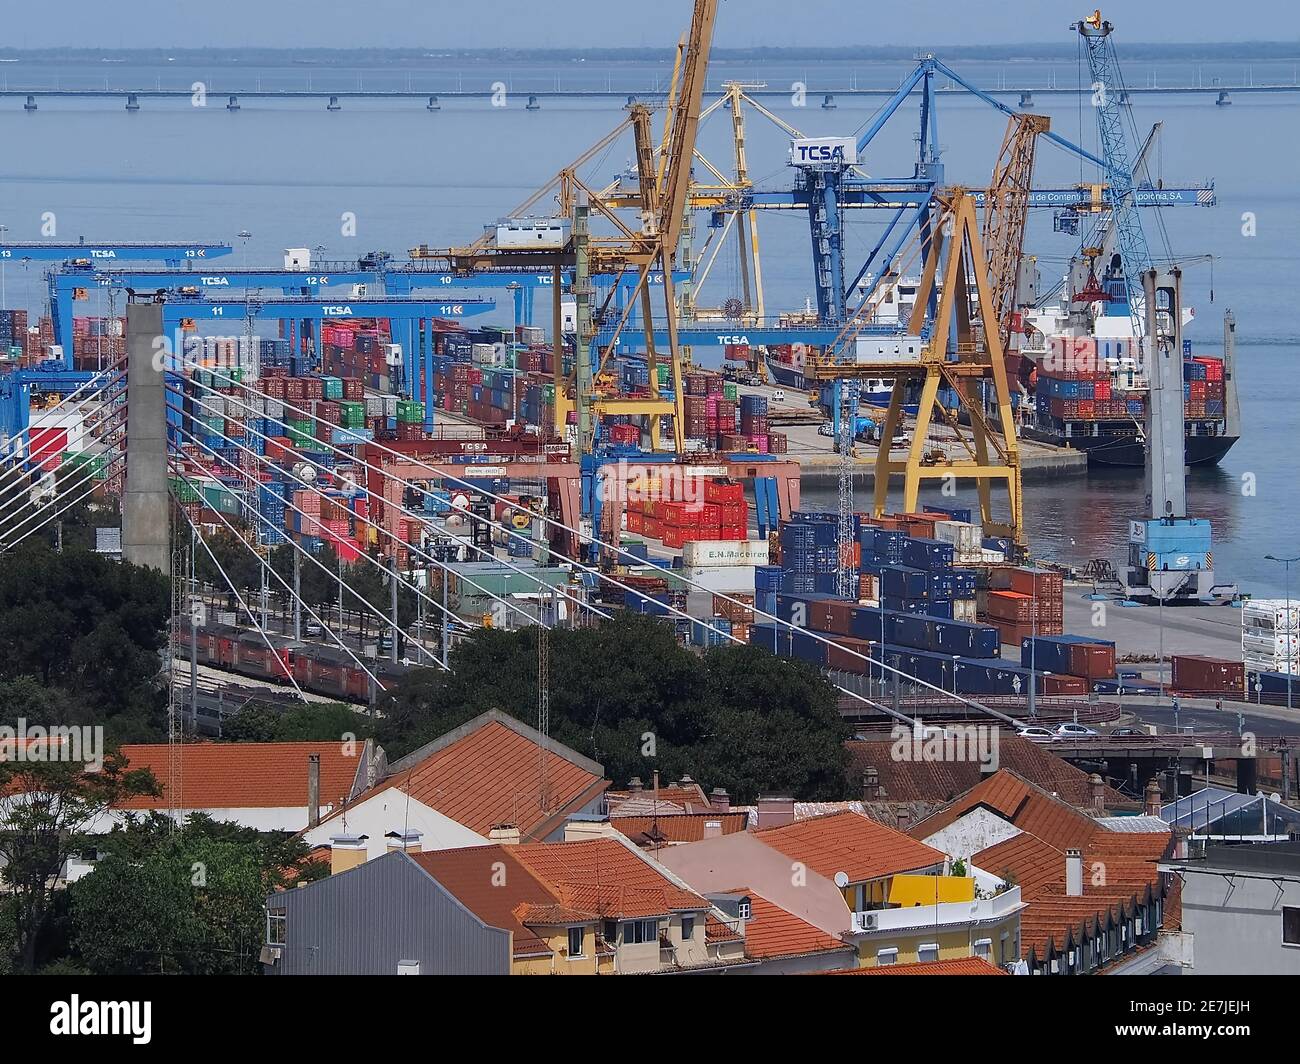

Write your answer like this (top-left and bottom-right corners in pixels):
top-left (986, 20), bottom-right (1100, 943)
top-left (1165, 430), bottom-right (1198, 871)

top-left (1241, 599), bottom-right (1299, 675)
top-left (1018, 634), bottom-right (1117, 696)
top-left (980, 566), bottom-right (1064, 644)
top-left (750, 591), bottom-right (1017, 694)
top-left (625, 477), bottom-right (751, 548)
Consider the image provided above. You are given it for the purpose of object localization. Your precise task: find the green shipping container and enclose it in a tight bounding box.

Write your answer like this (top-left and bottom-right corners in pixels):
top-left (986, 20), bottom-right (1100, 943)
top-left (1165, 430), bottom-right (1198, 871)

top-left (397, 401), bottom-right (425, 423)
top-left (723, 383), bottom-right (738, 401)
top-left (66, 452), bottom-right (108, 481)
top-left (169, 476), bottom-right (201, 504)
top-left (321, 376), bottom-right (344, 400)
top-left (340, 401), bottom-right (366, 427)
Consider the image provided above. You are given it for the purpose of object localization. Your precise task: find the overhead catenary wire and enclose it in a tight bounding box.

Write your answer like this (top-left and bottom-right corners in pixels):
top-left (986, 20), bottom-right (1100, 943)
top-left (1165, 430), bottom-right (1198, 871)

top-left (174, 501), bottom-right (311, 702)
top-left (173, 373), bottom-right (611, 627)
top-left (186, 360), bottom-right (1014, 727)
top-left (168, 461), bottom-right (408, 685)
top-left (166, 424), bottom-right (456, 669)
top-left (0, 450), bottom-right (127, 553)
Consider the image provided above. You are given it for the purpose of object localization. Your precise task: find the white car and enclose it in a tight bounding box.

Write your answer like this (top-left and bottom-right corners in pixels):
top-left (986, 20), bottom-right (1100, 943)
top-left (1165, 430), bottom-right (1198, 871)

top-left (1053, 722), bottom-right (1099, 740)
top-left (771, 389), bottom-right (786, 403)
top-left (1016, 726), bottom-right (1055, 744)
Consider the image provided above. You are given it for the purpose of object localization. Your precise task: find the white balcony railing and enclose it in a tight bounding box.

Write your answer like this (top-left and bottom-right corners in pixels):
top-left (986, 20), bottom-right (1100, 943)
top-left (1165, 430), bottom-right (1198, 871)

top-left (850, 886), bottom-right (1024, 935)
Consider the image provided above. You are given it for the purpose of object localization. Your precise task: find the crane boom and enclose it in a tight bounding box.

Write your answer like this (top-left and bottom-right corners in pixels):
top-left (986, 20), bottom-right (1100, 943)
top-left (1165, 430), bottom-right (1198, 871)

top-left (658, 0), bottom-right (719, 259)
top-left (1075, 10), bottom-right (1153, 345)
top-left (983, 113), bottom-right (1050, 353)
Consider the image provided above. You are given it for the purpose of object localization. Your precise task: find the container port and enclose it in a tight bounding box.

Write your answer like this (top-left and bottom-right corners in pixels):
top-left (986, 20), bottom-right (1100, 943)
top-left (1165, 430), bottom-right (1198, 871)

top-left (0, 5), bottom-right (1276, 727)
top-left (0, 0), bottom-right (1298, 992)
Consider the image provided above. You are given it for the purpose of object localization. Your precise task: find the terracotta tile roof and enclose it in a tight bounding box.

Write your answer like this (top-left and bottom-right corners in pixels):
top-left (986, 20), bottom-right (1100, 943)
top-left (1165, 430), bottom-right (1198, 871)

top-left (510, 837), bottom-right (709, 920)
top-left (909, 769), bottom-right (1103, 849)
top-left (756, 810), bottom-right (945, 883)
top-left (949, 773), bottom-right (1177, 965)
top-left (318, 712), bottom-right (608, 841)
top-left (831, 957), bottom-right (1008, 976)
top-left (411, 845), bottom-right (557, 959)
top-left (611, 812), bottom-right (749, 846)
top-left (848, 735), bottom-right (1132, 809)
top-left (607, 782), bottom-right (712, 813)
top-left (116, 742), bottom-right (362, 812)
top-left (413, 836), bottom-right (713, 960)
top-left (741, 893), bottom-right (850, 961)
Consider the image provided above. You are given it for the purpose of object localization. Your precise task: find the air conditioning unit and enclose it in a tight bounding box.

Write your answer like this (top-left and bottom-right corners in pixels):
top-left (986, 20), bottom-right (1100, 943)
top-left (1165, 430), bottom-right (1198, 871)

top-left (860, 912), bottom-right (878, 930)
top-left (384, 343), bottom-right (404, 367)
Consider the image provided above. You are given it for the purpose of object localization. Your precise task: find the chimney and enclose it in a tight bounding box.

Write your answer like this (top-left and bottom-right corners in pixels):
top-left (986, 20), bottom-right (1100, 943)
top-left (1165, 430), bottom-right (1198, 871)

top-left (680, 774), bottom-right (695, 787)
top-left (628, 776), bottom-right (644, 794)
top-left (862, 766), bottom-right (880, 800)
top-left (329, 834), bottom-right (368, 875)
top-left (1065, 848), bottom-right (1083, 897)
top-left (1089, 772), bottom-right (1106, 815)
top-left (488, 823), bottom-right (521, 846)
top-left (703, 819), bottom-right (723, 840)
top-left (385, 829), bottom-right (423, 854)
top-left (1144, 778), bottom-right (1163, 817)
top-left (709, 787), bottom-right (731, 813)
top-left (756, 795), bottom-right (796, 830)
top-left (895, 808), bottom-right (912, 833)
top-left (307, 754), bottom-right (321, 829)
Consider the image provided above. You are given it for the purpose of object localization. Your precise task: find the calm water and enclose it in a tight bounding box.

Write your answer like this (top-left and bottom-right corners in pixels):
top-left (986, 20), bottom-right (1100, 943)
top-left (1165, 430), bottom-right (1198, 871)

top-left (0, 57), bottom-right (1295, 593)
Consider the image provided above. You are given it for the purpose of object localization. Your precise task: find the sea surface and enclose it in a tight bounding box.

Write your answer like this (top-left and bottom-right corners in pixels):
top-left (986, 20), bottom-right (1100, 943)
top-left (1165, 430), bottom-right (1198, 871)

top-left (0, 55), bottom-right (1295, 595)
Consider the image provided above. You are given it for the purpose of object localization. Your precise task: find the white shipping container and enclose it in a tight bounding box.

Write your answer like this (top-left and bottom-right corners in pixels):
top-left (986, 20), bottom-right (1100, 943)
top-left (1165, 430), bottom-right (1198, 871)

top-left (681, 564), bottom-right (759, 593)
top-left (264, 400), bottom-right (284, 420)
top-left (933, 520), bottom-right (983, 561)
top-left (953, 598), bottom-right (978, 623)
top-left (1243, 599), bottom-right (1300, 631)
top-left (681, 539), bottom-right (770, 568)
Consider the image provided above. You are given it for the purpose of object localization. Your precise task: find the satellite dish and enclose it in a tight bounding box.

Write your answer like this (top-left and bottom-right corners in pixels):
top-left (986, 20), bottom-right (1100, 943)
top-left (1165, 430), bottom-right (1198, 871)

top-left (833, 871), bottom-right (849, 889)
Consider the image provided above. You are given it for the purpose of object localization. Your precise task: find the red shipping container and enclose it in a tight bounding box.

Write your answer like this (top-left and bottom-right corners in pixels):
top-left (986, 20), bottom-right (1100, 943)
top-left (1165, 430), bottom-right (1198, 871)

top-left (1171, 655), bottom-right (1245, 696)
top-left (985, 590), bottom-right (1037, 624)
top-left (1042, 674), bottom-right (1088, 695)
top-left (827, 636), bottom-right (876, 675)
top-left (1067, 642), bottom-right (1117, 680)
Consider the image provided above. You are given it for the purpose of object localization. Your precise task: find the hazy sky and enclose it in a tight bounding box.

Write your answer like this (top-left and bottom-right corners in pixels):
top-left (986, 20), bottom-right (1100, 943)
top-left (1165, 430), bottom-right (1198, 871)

top-left (4, 0), bottom-right (1296, 50)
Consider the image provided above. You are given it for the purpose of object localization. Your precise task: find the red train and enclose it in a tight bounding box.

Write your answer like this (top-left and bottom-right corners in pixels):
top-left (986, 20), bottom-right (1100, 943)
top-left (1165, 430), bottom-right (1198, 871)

top-left (176, 623), bottom-right (410, 703)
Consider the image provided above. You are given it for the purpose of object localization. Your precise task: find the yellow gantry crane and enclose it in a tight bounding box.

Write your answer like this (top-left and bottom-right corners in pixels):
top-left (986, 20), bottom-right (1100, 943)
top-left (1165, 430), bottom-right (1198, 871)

top-left (809, 191), bottom-right (1025, 545)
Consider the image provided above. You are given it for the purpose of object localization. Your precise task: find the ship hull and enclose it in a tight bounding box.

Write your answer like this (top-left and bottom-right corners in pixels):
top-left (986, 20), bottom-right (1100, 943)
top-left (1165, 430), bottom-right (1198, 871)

top-left (1028, 424), bottom-right (1239, 467)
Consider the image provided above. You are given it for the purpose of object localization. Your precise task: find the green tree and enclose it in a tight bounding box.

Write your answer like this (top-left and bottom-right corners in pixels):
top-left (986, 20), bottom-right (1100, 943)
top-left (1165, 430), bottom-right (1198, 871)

top-left (69, 814), bottom-right (320, 975)
top-left (220, 700), bottom-right (373, 744)
top-left (0, 546), bottom-right (170, 730)
top-left (0, 754), bottom-right (159, 972)
top-left (374, 613), bottom-right (851, 803)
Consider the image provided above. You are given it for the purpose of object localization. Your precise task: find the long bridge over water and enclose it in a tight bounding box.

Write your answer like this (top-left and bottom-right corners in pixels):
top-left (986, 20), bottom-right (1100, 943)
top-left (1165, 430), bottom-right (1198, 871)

top-left (2, 82), bottom-right (1295, 111)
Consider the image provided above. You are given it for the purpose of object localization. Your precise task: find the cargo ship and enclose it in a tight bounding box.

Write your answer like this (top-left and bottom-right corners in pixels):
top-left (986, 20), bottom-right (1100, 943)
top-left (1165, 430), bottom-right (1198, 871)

top-left (1013, 253), bottom-right (1240, 468)
top-left (758, 256), bottom-right (1241, 467)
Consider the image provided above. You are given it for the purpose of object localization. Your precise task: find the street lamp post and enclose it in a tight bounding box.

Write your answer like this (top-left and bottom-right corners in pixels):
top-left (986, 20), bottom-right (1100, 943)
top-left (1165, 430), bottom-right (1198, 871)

top-left (1265, 554), bottom-right (1300, 711)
